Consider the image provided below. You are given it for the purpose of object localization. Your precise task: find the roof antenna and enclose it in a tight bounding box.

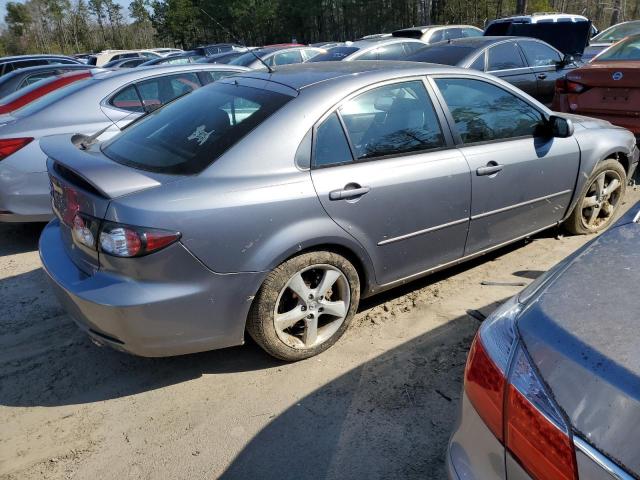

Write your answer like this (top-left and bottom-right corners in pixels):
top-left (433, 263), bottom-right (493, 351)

top-left (198, 8), bottom-right (274, 73)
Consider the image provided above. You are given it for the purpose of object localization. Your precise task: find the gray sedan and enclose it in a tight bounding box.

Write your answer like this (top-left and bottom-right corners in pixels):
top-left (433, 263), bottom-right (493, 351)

top-left (449, 203), bottom-right (640, 479)
top-left (39, 62), bottom-right (637, 361)
top-left (0, 64), bottom-right (248, 222)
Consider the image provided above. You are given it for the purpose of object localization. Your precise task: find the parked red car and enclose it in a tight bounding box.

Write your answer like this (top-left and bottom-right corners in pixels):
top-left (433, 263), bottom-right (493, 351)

top-left (554, 34), bottom-right (640, 135)
top-left (0, 70), bottom-right (93, 114)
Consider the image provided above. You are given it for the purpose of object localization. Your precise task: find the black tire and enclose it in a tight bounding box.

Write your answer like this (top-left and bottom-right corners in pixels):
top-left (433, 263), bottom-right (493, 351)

top-left (247, 251), bottom-right (360, 361)
top-left (565, 159), bottom-right (627, 235)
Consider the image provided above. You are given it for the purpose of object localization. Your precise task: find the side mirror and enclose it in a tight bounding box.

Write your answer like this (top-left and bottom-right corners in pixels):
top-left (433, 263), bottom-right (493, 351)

top-left (559, 54), bottom-right (575, 67)
top-left (549, 115), bottom-right (574, 138)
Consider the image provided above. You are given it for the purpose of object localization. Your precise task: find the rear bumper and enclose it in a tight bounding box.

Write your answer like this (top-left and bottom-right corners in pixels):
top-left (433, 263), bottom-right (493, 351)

top-left (39, 219), bottom-right (265, 357)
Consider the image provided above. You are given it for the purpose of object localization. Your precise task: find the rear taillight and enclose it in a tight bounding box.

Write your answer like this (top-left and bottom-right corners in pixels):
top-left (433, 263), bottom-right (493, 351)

top-left (464, 299), bottom-right (577, 480)
top-left (556, 78), bottom-right (588, 94)
top-left (99, 221), bottom-right (180, 258)
top-left (0, 137), bottom-right (33, 160)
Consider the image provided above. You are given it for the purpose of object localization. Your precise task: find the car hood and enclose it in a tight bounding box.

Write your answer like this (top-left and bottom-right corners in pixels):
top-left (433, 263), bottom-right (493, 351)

top-left (517, 212), bottom-right (640, 474)
top-left (484, 21), bottom-right (591, 56)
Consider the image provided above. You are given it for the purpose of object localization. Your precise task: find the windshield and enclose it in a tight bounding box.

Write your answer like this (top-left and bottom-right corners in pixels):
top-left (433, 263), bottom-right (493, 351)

top-left (595, 35), bottom-right (640, 61)
top-left (592, 21), bottom-right (640, 43)
top-left (102, 82), bottom-right (293, 175)
top-left (229, 51), bottom-right (267, 67)
top-left (307, 47), bottom-right (359, 62)
top-left (406, 45), bottom-right (476, 65)
top-left (12, 77), bottom-right (92, 117)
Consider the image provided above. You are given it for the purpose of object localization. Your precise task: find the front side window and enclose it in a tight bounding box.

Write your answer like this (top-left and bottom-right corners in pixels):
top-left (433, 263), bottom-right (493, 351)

top-left (520, 41), bottom-right (562, 66)
top-left (272, 50), bottom-right (303, 66)
top-left (488, 42), bottom-right (525, 71)
top-left (339, 80), bottom-right (445, 159)
top-left (375, 43), bottom-right (406, 60)
top-left (314, 113), bottom-right (353, 167)
top-left (469, 53), bottom-right (485, 71)
top-left (434, 78), bottom-right (544, 144)
top-left (443, 28), bottom-right (464, 40)
top-left (102, 83), bottom-right (293, 174)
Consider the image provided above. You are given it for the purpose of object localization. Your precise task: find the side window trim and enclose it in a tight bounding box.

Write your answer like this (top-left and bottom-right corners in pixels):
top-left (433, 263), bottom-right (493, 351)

top-left (426, 73), bottom-right (548, 147)
top-left (310, 76), bottom-right (456, 169)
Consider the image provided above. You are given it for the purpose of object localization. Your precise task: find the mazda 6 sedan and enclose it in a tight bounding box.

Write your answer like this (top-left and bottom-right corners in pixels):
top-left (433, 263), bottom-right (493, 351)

top-left (449, 203), bottom-right (640, 479)
top-left (39, 62), bottom-right (638, 361)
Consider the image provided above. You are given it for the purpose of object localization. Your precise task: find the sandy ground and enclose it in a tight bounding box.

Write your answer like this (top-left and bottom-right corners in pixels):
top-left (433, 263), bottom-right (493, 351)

top-left (1, 188), bottom-right (639, 480)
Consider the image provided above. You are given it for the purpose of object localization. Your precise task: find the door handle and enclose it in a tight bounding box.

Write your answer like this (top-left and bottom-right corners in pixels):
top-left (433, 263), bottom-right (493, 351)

top-left (476, 162), bottom-right (504, 176)
top-left (329, 185), bottom-right (370, 200)
top-left (537, 73), bottom-right (547, 80)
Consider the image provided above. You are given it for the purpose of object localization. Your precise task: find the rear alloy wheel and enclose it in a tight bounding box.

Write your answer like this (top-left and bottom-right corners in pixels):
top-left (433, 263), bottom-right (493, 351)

top-left (565, 159), bottom-right (627, 235)
top-left (247, 252), bottom-right (360, 361)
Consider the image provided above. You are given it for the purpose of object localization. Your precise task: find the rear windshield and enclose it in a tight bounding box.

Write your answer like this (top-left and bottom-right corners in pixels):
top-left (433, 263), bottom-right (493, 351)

top-left (102, 82), bottom-right (293, 175)
top-left (595, 36), bottom-right (640, 61)
top-left (307, 47), bottom-right (360, 62)
top-left (406, 45), bottom-right (476, 65)
top-left (592, 21), bottom-right (640, 43)
top-left (12, 77), bottom-right (92, 117)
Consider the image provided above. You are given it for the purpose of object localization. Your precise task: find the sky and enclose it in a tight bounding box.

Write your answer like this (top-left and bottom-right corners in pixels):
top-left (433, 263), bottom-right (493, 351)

top-left (0, 0), bottom-right (132, 25)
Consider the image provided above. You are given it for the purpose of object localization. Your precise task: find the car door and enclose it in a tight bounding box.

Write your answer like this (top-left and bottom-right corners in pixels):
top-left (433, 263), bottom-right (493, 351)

top-left (486, 41), bottom-right (538, 97)
top-left (431, 76), bottom-right (580, 255)
top-left (518, 39), bottom-right (568, 105)
top-left (310, 79), bottom-right (471, 285)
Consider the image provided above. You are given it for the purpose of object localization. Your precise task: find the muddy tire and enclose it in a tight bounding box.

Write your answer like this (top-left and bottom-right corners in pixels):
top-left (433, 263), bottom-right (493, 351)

top-left (247, 251), bottom-right (360, 361)
top-left (565, 159), bottom-right (627, 235)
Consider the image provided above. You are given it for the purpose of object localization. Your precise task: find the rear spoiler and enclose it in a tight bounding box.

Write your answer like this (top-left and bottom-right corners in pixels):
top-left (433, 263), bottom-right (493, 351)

top-left (41, 134), bottom-right (160, 199)
top-left (485, 22), bottom-right (592, 57)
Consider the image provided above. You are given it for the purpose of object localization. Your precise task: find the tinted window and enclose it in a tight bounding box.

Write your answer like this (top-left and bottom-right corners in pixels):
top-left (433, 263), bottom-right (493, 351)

top-left (434, 78), bottom-right (544, 144)
top-left (199, 70), bottom-right (238, 85)
top-left (429, 30), bottom-right (444, 43)
top-left (21, 71), bottom-right (56, 87)
top-left (17, 60), bottom-right (49, 69)
top-left (339, 80), bottom-right (445, 159)
top-left (402, 42), bottom-right (424, 55)
top-left (463, 28), bottom-right (483, 37)
top-left (521, 41), bottom-right (561, 66)
top-left (308, 47), bottom-right (359, 62)
top-left (596, 36), bottom-right (640, 61)
top-left (301, 49), bottom-right (321, 60)
top-left (375, 43), bottom-right (406, 60)
top-left (102, 83), bottom-right (292, 174)
top-left (134, 72), bottom-right (200, 110)
top-left (110, 85), bottom-right (143, 112)
top-left (469, 53), bottom-right (485, 70)
top-left (314, 113), bottom-right (353, 167)
top-left (443, 28), bottom-right (464, 40)
top-left (406, 45), bottom-right (476, 65)
top-left (488, 42), bottom-right (525, 70)
top-left (592, 21), bottom-right (640, 42)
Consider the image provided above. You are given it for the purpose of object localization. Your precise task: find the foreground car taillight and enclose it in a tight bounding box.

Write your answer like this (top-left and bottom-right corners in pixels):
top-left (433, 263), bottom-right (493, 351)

top-left (99, 221), bottom-right (181, 258)
top-left (0, 137), bottom-right (33, 161)
top-left (464, 299), bottom-right (578, 480)
top-left (556, 78), bottom-right (588, 94)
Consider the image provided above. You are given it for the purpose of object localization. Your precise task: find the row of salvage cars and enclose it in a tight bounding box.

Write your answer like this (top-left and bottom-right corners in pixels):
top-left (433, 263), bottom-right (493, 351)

top-left (1, 17), bottom-right (640, 480)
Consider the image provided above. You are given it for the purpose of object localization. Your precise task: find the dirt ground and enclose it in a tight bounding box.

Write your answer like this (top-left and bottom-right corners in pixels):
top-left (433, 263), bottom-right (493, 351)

top-left (1, 188), bottom-right (639, 480)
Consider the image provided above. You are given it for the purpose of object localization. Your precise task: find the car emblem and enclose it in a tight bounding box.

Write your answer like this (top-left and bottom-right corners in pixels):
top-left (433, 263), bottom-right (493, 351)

top-left (612, 71), bottom-right (624, 81)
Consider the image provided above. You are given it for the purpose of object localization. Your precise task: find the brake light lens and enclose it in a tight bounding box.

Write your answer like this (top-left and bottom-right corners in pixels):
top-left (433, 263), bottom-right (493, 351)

top-left (556, 78), bottom-right (588, 94)
top-left (71, 213), bottom-right (99, 249)
top-left (99, 222), bottom-right (180, 257)
top-left (463, 299), bottom-right (577, 480)
top-left (0, 137), bottom-right (33, 160)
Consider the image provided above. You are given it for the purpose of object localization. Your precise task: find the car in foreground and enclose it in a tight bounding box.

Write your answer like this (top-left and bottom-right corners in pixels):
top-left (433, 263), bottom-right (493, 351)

top-left (307, 38), bottom-right (426, 62)
top-left (38, 62), bottom-right (637, 361)
top-left (392, 25), bottom-right (483, 43)
top-left (582, 19), bottom-right (640, 60)
top-left (406, 36), bottom-right (577, 105)
top-left (228, 46), bottom-right (323, 68)
top-left (553, 34), bottom-right (640, 135)
top-left (0, 55), bottom-right (82, 76)
top-left (0, 64), bottom-right (93, 99)
top-left (0, 69), bottom-right (97, 114)
top-left (0, 64), bottom-right (248, 222)
top-left (448, 203), bottom-right (640, 480)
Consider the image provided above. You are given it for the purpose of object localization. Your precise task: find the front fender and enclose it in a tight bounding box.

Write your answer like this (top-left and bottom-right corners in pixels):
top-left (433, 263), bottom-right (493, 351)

top-left (562, 127), bottom-right (637, 222)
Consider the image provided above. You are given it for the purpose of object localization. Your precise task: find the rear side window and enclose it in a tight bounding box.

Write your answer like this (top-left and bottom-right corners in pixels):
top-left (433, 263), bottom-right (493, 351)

top-left (314, 113), bottom-right (353, 167)
top-left (110, 85), bottom-right (143, 112)
top-left (111, 73), bottom-right (201, 113)
top-left (102, 83), bottom-right (293, 174)
top-left (488, 42), bottom-right (525, 70)
top-left (270, 50), bottom-right (303, 66)
top-left (434, 78), bottom-right (544, 144)
top-left (339, 80), bottom-right (445, 159)
top-left (199, 70), bottom-right (239, 85)
top-left (20, 71), bottom-right (57, 87)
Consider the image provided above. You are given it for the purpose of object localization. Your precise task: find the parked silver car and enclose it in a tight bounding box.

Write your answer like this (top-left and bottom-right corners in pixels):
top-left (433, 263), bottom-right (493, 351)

top-left (449, 203), bottom-right (640, 480)
top-left (0, 64), bottom-right (248, 222)
top-left (39, 62), bottom-right (638, 361)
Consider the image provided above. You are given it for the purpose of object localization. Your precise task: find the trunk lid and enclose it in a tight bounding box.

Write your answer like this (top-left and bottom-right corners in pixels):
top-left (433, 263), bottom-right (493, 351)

top-left (42, 134), bottom-right (175, 274)
top-left (568, 61), bottom-right (640, 88)
top-left (517, 217), bottom-right (640, 474)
